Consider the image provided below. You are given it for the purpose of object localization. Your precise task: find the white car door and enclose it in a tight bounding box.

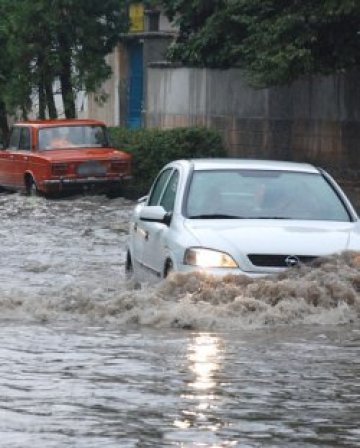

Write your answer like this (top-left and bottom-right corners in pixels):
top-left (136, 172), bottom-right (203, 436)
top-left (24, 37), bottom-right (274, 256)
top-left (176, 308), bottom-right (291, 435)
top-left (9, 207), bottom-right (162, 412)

top-left (132, 167), bottom-right (174, 276)
top-left (141, 169), bottom-right (180, 278)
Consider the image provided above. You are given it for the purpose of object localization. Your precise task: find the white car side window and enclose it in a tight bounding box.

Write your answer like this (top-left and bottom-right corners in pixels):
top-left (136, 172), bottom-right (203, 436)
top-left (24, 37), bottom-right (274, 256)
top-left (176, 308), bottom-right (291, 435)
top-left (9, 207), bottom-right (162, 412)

top-left (148, 168), bottom-right (173, 206)
top-left (160, 170), bottom-right (179, 212)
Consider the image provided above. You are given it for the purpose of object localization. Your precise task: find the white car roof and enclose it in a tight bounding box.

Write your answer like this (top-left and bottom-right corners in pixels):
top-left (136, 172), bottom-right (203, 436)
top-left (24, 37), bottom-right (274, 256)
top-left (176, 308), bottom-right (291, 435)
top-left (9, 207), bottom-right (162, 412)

top-left (183, 158), bottom-right (319, 173)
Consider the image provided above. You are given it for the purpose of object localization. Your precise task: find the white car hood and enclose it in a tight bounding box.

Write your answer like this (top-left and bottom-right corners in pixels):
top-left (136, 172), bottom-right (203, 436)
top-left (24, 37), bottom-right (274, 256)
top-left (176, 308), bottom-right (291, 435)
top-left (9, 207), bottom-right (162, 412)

top-left (184, 219), bottom-right (359, 272)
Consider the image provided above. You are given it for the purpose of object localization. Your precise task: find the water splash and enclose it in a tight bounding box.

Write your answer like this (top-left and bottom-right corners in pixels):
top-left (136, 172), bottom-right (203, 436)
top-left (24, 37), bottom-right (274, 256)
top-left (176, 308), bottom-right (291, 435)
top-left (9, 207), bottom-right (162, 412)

top-left (1, 251), bottom-right (359, 330)
top-left (1, 193), bottom-right (359, 330)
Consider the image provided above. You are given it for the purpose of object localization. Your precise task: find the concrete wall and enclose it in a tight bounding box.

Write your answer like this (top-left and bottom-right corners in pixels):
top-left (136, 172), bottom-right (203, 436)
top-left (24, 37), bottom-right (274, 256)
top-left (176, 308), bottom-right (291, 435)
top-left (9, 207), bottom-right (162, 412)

top-left (145, 67), bottom-right (360, 176)
top-left (86, 49), bottom-right (122, 126)
top-left (142, 36), bottom-right (174, 123)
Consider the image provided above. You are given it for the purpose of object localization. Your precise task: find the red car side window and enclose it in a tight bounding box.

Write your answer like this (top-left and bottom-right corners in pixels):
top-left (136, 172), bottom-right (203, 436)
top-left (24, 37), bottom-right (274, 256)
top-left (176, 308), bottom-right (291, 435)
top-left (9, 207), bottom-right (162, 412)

top-left (8, 127), bottom-right (21, 149)
top-left (19, 128), bottom-right (31, 151)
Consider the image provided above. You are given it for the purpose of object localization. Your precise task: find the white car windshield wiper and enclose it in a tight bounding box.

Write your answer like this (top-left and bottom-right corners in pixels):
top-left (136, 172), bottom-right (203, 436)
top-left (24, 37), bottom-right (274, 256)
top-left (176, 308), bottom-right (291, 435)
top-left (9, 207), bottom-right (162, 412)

top-left (188, 214), bottom-right (245, 219)
top-left (188, 214), bottom-right (293, 219)
top-left (255, 216), bottom-right (291, 219)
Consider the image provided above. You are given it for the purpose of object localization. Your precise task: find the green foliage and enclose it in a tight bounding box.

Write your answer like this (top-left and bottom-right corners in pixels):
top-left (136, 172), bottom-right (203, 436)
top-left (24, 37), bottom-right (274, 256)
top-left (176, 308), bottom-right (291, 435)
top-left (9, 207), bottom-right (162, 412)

top-left (0, 0), bottom-right (129, 119)
top-left (160, 0), bottom-right (360, 86)
top-left (164, 0), bottom-right (245, 68)
top-left (109, 126), bottom-right (226, 194)
top-left (238, 0), bottom-right (360, 86)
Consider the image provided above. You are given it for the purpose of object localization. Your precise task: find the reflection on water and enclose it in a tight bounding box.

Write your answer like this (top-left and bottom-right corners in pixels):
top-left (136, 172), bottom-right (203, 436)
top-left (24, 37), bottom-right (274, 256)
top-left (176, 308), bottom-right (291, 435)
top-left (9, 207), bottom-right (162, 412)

top-left (169, 327), bottom-right (360, 448)
top-left (188, 334), bottom-right (220, 392)
top-left (175, 334), bottom-right (221, 432)
top-left (1, 322), bottom-right (360, 448)
top-left (172, 333), bottom-right (241, 447)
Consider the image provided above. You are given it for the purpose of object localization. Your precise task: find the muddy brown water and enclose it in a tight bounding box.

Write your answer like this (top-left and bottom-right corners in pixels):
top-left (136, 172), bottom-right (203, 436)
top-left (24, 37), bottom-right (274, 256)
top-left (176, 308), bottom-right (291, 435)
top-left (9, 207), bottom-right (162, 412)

top-left (0, 193), bottom-right (359, 447)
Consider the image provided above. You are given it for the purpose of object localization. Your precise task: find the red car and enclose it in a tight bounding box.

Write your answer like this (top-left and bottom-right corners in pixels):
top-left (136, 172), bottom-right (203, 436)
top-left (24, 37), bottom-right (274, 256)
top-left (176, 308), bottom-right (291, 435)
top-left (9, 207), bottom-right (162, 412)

top-left (0, 119), bottom-right (131, 196)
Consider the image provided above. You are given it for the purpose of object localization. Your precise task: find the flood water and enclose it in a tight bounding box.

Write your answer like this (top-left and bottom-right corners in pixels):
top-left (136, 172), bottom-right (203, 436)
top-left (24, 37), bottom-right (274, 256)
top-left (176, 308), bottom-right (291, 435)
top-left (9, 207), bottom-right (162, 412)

top-left (0, 193), bottom-right (359, 448)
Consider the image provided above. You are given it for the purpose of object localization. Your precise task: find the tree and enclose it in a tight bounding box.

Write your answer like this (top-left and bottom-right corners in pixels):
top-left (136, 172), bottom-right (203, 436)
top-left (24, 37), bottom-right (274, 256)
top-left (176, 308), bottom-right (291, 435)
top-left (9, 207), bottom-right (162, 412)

top-left (50, 0), bottom-right (129, 117)
top-left (1, 0), bottom-right (55, 120)
top-left (160, 0), bottom-right (360, 86)
top-left (0, 1), bottom-right (13, 140)
top-left (161, 0), bottom-right (239, 68)
top-left (0, 0), bottom-right (129, 120)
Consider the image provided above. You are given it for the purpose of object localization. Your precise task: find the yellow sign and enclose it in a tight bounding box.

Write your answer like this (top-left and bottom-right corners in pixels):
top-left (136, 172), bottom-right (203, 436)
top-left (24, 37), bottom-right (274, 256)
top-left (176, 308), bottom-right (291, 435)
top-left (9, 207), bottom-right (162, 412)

top-left (129, 3), bottom-right (144, 32)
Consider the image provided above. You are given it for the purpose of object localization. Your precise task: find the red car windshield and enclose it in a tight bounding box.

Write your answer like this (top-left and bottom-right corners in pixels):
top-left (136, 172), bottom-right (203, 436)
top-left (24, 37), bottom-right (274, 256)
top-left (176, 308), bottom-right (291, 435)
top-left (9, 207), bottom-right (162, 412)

top-left (38, 125), bottom-right (108, 150)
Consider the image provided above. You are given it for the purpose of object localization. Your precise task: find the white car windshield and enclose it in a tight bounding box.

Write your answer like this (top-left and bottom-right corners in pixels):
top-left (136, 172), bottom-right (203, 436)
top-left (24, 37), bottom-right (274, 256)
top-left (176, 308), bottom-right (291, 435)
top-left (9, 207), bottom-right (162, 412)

top-left (185, 170), bottom-right (350, 221)
top-left (38, 125), bottom-right (108, 150)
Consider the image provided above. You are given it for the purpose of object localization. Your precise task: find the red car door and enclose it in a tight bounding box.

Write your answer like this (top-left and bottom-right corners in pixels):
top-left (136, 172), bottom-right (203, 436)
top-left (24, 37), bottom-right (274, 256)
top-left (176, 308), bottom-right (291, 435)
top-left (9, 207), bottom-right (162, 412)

top-left (12, 127), bottom-right (31, 188)
top-left (0, 148), bottom-right (10, 187)
top-left (0, 126), bottom-right (31, 190)
top-left (0, 126), bottom-right (21, 188)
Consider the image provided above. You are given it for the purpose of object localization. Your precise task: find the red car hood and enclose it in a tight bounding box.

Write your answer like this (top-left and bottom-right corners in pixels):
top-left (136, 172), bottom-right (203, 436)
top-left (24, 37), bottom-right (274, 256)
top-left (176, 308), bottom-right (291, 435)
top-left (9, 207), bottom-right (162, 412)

top-left (38, 147), bottom-right (130, 162)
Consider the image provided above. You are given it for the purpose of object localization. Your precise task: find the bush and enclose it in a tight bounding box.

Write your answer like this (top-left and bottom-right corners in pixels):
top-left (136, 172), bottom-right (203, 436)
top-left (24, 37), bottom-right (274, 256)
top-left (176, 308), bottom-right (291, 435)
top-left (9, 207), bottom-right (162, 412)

top-left (108, 126), bottom-right (226, 196)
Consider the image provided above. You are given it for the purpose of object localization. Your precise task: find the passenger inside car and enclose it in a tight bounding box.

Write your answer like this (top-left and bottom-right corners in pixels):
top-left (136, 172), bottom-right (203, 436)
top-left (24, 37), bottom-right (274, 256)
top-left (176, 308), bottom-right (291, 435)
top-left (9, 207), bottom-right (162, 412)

top-left (49, 128), bottom-right (73, 148)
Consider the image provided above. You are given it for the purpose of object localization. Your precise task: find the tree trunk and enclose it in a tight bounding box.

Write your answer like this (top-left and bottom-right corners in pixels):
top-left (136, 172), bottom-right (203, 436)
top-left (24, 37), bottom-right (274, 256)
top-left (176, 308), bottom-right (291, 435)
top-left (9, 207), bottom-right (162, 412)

top-left (21, 106), bottom-right (28, 121)
top-left (58, 32), bottom-right (76, 118)
top-left (38, 50), bottom-right (58, 119)
top-left (37, 53), bottom-right (46, 119)
top-left (38, 82), bottom-right (46, 119)
top-left (45, 78), bottom-right (58, 119)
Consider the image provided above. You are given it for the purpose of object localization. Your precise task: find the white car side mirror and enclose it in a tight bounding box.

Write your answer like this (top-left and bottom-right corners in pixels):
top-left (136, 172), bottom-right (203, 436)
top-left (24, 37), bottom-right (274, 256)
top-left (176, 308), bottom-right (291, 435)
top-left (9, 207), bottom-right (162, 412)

top-left (139, 206), bottom-right (172, 225)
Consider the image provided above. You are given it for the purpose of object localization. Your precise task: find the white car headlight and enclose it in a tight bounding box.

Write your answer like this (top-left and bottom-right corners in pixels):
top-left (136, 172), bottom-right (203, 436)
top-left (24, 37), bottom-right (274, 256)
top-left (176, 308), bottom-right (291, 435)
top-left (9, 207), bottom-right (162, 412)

top-left (184, 248), bottom-right (238, 268)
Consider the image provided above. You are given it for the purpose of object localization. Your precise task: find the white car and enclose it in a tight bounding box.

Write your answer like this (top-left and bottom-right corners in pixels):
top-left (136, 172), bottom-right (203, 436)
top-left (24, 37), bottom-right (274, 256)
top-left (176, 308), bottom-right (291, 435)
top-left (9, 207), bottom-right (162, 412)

top-left (125, 159), bottom-right (360, 281)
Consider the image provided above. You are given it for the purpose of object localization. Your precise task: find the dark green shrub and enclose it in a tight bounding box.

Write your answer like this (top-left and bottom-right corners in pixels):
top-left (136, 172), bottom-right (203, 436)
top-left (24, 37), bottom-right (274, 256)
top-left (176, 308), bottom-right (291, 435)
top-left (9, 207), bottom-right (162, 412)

top-left (109, 126), bottom-right (226, 196)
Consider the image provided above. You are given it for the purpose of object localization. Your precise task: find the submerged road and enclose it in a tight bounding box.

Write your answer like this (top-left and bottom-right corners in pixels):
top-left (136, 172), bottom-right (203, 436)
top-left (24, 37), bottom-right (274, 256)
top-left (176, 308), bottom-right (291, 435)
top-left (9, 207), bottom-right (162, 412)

top-left (0, 193), bottom-right (359, 447)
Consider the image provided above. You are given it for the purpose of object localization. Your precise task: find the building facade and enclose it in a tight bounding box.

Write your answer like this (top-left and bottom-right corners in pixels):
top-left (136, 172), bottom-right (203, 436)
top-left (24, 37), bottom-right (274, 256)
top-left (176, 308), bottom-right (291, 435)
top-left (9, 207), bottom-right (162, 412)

top-left (83, 2), bottom-right (175, 127)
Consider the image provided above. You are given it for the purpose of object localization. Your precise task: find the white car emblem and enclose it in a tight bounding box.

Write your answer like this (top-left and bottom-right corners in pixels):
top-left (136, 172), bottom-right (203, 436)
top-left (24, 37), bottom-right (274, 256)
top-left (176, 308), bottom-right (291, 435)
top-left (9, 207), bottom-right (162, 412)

top-left (285, 255), bottom-right (300, 267)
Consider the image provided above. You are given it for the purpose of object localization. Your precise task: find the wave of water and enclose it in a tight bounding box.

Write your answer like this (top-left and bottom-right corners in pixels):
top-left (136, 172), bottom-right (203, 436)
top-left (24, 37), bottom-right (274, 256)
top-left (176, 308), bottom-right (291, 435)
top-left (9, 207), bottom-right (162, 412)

top-left (1, 250), bottom-right (359, 330)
